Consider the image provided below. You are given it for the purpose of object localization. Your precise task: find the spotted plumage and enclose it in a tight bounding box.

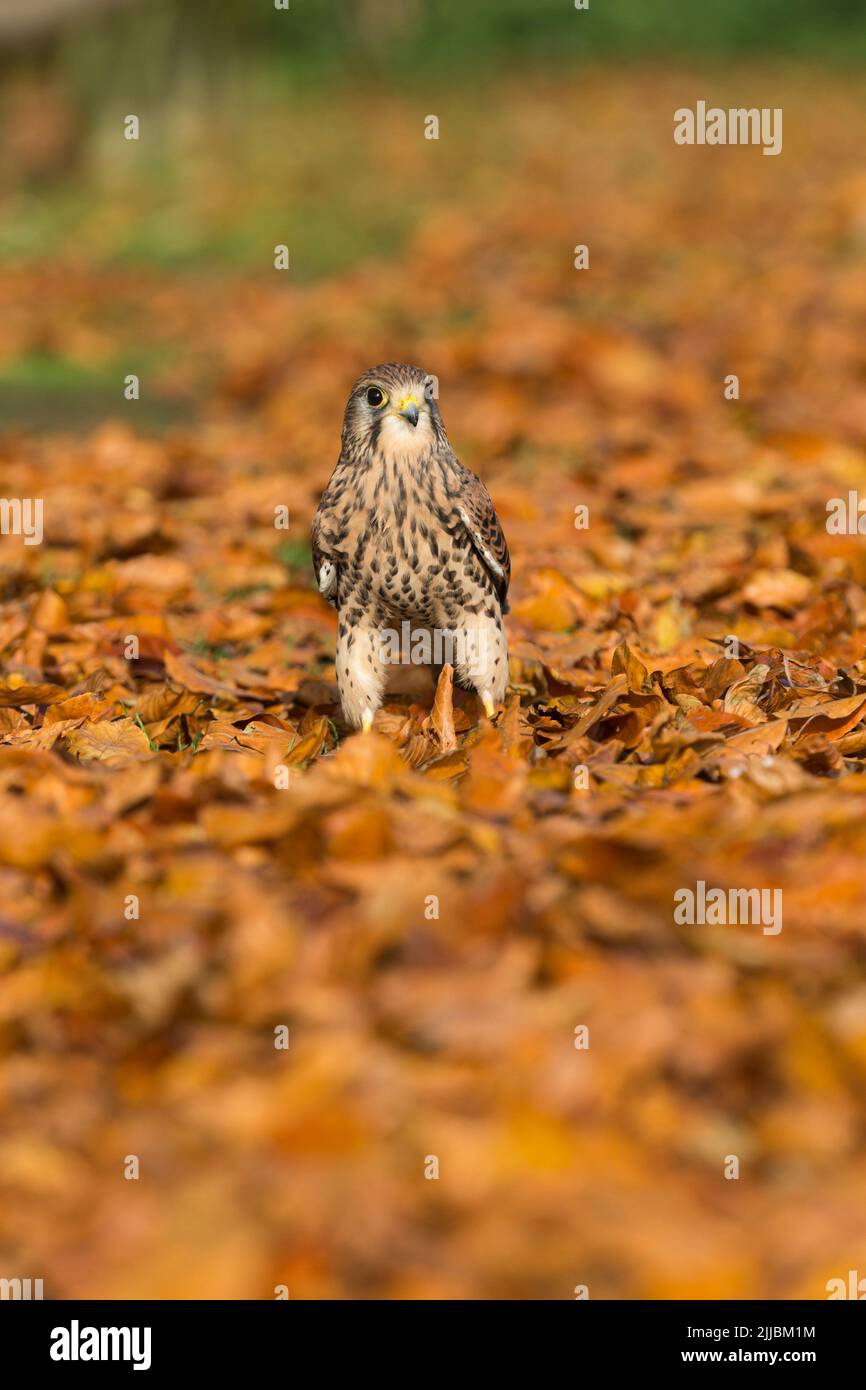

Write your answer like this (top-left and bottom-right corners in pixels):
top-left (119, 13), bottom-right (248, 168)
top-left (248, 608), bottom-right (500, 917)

top-left (312, 363), bottom-right (510, 730)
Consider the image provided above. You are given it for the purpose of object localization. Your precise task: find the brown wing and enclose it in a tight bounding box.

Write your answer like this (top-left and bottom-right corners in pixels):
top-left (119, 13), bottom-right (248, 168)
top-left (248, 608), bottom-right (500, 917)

top-left (311, 488), bottom-right (339, 607)
top-left (456, 471), bottom-right (511, 613)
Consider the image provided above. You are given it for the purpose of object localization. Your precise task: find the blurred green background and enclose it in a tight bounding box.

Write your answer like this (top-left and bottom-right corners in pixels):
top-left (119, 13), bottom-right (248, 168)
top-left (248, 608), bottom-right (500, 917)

top-left (1, 0), bottom-right (863, 270)
top-left (0, 0), bottom-right (863, 430)
top-left (4, 0), bottom-right (866, 86)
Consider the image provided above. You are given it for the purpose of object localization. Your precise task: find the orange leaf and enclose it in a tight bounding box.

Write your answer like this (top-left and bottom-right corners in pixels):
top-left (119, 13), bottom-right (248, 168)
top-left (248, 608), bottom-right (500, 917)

top-left (65, 718), bottom-right (157, 766)
top-left (430, 664), bottom-right (457, 751)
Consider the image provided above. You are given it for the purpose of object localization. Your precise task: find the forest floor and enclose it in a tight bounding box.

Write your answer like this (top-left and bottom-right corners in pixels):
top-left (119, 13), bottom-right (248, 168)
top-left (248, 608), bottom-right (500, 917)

top-left (2, 69), bottom-right (866, 1297)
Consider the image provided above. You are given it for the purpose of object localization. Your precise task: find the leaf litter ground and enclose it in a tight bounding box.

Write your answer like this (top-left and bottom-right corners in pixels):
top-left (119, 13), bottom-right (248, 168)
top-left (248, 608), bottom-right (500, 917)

top-left (2, 72), bottom-right (866, 1297)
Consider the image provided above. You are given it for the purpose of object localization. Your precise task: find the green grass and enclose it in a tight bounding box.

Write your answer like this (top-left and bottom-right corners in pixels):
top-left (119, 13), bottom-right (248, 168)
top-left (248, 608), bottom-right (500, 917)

top-left (48, 0), bottom-right (866, 93)
top-left (0, 354), bottom-right (193, 431)
top-left (0, 355), bottom-right (111, 389)
top-left (276, 540), bottom-right (314, 570)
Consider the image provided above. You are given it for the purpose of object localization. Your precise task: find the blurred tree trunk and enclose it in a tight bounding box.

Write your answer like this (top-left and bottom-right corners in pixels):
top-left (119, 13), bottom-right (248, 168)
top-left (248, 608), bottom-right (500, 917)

top-left (0, 0), bottom-right (132, 46)
top-left (0, 2), bottom-right (130, 184)
top-left (354, 0), bottom-right (421, 38)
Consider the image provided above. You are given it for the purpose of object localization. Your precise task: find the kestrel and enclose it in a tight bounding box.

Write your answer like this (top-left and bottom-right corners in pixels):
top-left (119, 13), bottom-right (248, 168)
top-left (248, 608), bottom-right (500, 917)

top-left (312, 364), bottom-right (510, 730)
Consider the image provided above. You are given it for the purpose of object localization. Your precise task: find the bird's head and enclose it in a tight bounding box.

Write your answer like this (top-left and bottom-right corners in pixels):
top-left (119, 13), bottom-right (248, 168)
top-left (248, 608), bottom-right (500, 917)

top-left (342, 363), bottom-right (444, 462)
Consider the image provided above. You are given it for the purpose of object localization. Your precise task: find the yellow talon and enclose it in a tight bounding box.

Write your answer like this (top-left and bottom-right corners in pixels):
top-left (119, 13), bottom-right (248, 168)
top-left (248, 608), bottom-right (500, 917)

top-left (482, 694), bottom-right (495, 719)
top-left (361, 709), bottom-right (374, 732)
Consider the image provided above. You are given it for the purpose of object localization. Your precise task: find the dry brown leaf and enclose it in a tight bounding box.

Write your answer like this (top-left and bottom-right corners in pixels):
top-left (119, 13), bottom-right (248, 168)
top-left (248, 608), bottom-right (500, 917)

top-left (65, 717), bottom-right (158, 765)
top-left (0, 682), bottom-right (67, 707)
top-left (611, 639), bottom-right (651, 693)
top-left (429, 664), bottom-right (458, 751)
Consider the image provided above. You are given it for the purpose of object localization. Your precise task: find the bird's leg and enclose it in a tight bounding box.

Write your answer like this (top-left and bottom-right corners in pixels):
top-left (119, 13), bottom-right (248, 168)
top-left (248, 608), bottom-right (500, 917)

top-left (451, 610), bottom-right (508, 720)
top-left (336, 617), bottom-right (387, 732)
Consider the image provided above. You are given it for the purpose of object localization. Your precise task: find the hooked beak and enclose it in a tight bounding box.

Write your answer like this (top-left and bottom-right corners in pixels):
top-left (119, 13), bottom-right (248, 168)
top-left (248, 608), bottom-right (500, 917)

top-left (398, 396), bottom-right (420, 427)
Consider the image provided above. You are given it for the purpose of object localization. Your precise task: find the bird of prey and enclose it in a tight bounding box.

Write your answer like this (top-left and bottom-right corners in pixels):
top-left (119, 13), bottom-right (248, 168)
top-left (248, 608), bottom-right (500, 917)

top-left (312, 364), bottom-right (510, 731)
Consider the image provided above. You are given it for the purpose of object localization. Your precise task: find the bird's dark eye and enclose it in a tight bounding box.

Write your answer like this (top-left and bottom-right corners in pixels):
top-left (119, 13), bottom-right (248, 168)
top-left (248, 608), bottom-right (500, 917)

top-left (366, 387), bottom-right (386, 408)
